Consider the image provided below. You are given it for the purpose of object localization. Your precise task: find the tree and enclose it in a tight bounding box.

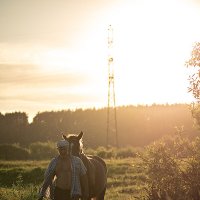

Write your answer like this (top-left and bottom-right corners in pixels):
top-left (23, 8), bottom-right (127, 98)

top-left (186, 42), bottom-right (200, 101)
top-left (186, 42), bottom-right (200, 129)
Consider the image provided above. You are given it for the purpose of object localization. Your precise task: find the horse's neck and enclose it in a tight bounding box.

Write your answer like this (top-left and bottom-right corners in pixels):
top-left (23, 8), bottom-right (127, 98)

top-left (80, 152), bottom-right (87, 159)
top-left (79, 153), bottom-right (89, 165)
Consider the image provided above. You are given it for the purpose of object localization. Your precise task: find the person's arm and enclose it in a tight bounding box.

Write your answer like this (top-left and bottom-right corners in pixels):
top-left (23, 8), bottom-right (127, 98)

top-left (38, 158), bottom-right (56, 200)
top-left (79, 160), bottom-right (89, 200)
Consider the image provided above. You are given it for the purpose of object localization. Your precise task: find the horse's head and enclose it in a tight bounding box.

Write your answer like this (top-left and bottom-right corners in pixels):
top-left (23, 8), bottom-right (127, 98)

top-left (62, 131), bottom-right (84, 157)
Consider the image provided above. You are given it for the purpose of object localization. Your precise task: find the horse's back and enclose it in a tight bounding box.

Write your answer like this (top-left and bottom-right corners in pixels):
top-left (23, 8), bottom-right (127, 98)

top-left (87, 155), bottom-right (107, 171)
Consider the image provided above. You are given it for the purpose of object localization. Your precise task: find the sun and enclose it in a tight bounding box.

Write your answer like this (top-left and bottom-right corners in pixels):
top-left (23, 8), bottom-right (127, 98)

top-left (31, 0), bottom-right (200, 107)
top-left (100, 0), bottom-right (200, 105)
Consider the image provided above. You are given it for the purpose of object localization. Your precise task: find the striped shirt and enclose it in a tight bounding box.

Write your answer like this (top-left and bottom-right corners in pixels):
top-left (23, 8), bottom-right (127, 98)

top-left (39, 155), bottom-right (87, 199)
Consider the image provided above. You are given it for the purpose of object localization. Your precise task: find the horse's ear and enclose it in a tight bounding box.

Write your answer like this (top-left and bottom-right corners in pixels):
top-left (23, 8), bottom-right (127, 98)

top-left (77, 131), bottom-right (83, 140)
top-left (62, 134), bottom-right (68, 141)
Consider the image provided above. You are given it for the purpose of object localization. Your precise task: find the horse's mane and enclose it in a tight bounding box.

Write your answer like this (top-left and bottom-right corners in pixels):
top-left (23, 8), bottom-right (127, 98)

top-left (63, 133), bottom-right (84, 153)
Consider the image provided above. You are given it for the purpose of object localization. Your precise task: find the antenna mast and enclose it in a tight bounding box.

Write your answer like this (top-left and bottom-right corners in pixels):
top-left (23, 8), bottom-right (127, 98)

top-left (106, 25), bottom-right (119, 148)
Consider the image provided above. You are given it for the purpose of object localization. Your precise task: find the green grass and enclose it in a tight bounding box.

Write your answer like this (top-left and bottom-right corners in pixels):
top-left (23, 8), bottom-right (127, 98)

top-left (0, 158), bottom-right (147, 200)
top-left (106, 158), bottom-right (147, 199)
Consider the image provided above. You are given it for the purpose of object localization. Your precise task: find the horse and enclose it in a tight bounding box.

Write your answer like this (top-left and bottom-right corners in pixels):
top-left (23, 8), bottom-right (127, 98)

top-left (62, 131), bottom-right (107, 200)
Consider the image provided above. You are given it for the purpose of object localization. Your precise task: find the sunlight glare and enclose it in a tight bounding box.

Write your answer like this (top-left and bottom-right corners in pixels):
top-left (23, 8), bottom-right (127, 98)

top-left (100, 0), bottom-right (200, 105)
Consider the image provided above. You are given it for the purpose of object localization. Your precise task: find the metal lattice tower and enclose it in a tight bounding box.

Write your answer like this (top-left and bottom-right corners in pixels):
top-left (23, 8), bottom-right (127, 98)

top-left (106, 25), bottom-right (119, 148)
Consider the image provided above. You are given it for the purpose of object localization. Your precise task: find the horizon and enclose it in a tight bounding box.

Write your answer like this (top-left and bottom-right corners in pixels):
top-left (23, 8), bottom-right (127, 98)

top-left (0, 0), bottom-right (199, 122)
top-left (1, 102), bottom-right (193, 123)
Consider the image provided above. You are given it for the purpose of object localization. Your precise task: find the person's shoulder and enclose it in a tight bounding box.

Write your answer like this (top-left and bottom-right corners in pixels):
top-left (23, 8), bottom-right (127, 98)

top-left (71, 155), bottom-right (81, 160)
top-left (51, 156), bottom-right (59, 161)
top-left (49, 156), bottom-right (59, 165)
top-left (71, 155), bottom-right (83, 163)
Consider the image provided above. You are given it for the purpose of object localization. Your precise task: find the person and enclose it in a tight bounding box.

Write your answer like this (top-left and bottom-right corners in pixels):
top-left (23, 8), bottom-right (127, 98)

top-left (38, 140), bottom-right (89, 200)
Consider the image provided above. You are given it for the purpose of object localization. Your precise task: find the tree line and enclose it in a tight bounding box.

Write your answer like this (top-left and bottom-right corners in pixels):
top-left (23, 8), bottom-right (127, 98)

top-left (0, 104), bottom-right (198, 148)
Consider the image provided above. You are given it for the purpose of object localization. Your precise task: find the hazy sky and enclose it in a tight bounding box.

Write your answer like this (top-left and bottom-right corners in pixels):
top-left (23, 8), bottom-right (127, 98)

top-left (1, 0), bottom-right (200, 121)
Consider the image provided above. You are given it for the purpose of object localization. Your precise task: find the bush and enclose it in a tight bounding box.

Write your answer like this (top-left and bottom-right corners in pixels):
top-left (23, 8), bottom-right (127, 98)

top-left (95, 146), bottom-right (116, 159)
top-left (116, 147), bottom-right (137, 158)
top-left (84, 147), bottom-right (96, 156)
top-left (0, 142), bottom-right (141, 160)
top-left (141, 132), bottom-right (200, 200)
top-left (29, 141), bottom-right (57, 160)
top-left (95, 146), bottom-right (140, 159)
top-left (0, 144), bottom-right (29, 160)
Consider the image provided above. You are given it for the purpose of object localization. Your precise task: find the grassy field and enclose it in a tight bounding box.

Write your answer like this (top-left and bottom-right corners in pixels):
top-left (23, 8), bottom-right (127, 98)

top-left (0, 158), bottom-right (147, 200)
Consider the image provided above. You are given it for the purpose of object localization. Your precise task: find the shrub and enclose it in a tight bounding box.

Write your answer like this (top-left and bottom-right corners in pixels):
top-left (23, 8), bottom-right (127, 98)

top-left (94, 146), bottom-right (142, 159)
top-left (84, 147), bottom-right (96, 155)
top-left (116, 147), bottom-right (137, 158)
top-left (0, 144), bottom-right (29, 160)
top-left (29, 141), bottom-right (57, 160)
top-left (96, 146), bottom-right (116, 159)
top-left (141, 132), bottom-right (200, 200)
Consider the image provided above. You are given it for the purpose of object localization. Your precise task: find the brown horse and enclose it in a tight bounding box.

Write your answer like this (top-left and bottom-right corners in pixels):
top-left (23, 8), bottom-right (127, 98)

top-left (62, 131), bottom-right (107, 200)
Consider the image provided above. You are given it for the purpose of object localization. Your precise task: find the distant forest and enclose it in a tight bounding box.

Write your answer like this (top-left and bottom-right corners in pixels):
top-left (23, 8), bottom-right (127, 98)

top-left (0, 104), bottom-right (199, 147)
